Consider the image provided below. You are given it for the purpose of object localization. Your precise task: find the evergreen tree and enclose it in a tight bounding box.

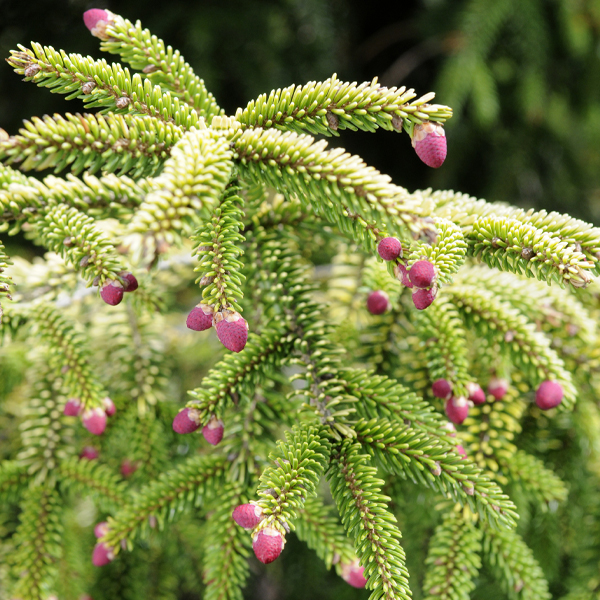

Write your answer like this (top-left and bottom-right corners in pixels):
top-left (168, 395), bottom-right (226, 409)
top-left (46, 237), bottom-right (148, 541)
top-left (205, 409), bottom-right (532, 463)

top-left (0, 7), bottom-right (599, 600)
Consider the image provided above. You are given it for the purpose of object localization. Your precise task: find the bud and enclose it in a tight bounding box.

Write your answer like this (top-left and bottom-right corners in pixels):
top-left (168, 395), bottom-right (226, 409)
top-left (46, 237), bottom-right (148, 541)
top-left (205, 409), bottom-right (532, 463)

top-left (377, 237), bottom-right (402, 261)
top-left (94, 522), bottom-right (109, 538)
top-left (83, 9), bottom-right (113, 40)
top-left (215, 311), bottom-right (248, 353)
top-left (466, 382), bottom-right (486, 405)
top-left (366, 290), bottom-right (389, 315)
top-left (92, 542), bottom-right (114, 567)
top-left (488, 377), bottom-right (509, 400)
top-left (252, 527), bottom-right (284, 564)
top-left (172, 407), bottom-right (201, 434)
top-left (79, 446), bottom-right (99, 460)
top-left (100, 281), bottom-right (124, 306)
top-left (394, 263), bottom-right (413, 288)
top-left (64, 398), bottom-right (82, 416)
top-left (120, 459), bottom-right (138, 478)
top-left (340, 560), bottom-right (367, 588)
top-left (445, 396), bottom-right (469, 425)
top-left (119, 271), bottom-right (138, 292)
top-left (535, 380), bottom-right (564, 410)
top-left (82, 408), bottom-right (107, 435)
top-left (409, 260), bottom-right (436, 289)
top-left (412, 122), bottom-right (447, 168)
top-left (186, 304), bottom-right (214, 331)
top-left (432, 379), bottom-right (452, 400)
top-left (232, 503), bottom-right (264, 529)
top-left (202, 415), bottom-right (224, 446)
top-left (412, 287), bottom-right (436, 310)
top-left (103, 396), bottom-right (116, 417)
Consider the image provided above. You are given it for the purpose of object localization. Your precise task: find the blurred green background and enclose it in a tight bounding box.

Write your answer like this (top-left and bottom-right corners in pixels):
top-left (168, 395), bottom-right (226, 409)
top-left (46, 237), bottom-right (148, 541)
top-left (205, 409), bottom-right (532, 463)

top-left (1, 1), bottom-right (600, 598)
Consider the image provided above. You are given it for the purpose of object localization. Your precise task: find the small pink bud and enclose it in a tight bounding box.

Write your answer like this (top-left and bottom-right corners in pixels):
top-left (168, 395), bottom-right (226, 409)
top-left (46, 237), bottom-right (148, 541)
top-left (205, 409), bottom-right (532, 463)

top-left (82, 408), bottom-right (107, 435)
top-left (94, 522), bottom-right (109, 538)
top-left (186, 304), bottom-right (214, 331)
top-left (442, 422), bottom-right (456, 437)
top-left (202, 415), bottom-right (224, 446)
top-left (172, 408), bottom-right (201, 434)
top-left (412, 122), bottom-right (447, 168)
top-left (394, 263), bottom-right (413, 288)
top-left (120, 459), bottom-right (137, 478)
top-left (232, 503), bottom-right (264, 529)
top-left (412, 287), bottom-right (436, 310)
top-left (341, 560), bottom-right (367, 588)
top-left (466, 382), bottom-right (486, 405)
top-left (432, 379), bottom-right (452, 400)
top-left (83, 9), bottom-right (113, 40)
top-left (64, 398), bottom-right (82, 416)
top-left (488, 377), bottom-right (509, 400)
top-left (100, 281), bottom-right (124, 306)
top-left (456, 444), bottom-right (467, 458)
top-left (92, 542), bottom-right (114, 567)
top-left (409, 260), bottom-right (436, 289)
top-left (252, 527), bottom-right (284, 564)
top-left (535, 380), bottom-right (563, 410)
top-left (119, 271), bottom-right (138, 292)
top-left (366, 290), bottom-right (389, 315)
top-left (215, 311), bottom-right (248, 353)
top-left (79, 446), bottom-right (99, 460)
top-left (377, 237), bottom-right (402, 261)
top-left (103, 397), bottom-right (116, 417)
top-left (445, 396), bottom-right (469, 425)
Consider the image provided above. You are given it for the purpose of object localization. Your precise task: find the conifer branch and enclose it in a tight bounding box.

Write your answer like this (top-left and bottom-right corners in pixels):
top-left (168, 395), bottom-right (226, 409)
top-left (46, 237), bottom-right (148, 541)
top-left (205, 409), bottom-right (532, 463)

top-left (192, 185), bottom-right (246, 312)
top-left (236, 74), bottom-right (452, 137)
top-left (129, 127), bottom-right (233, 242)
top-left (100, 12), bottom-right (223, 119)
top-left (482, 526), bottom-right (551, 600)
top-left (0, 239), bottom-right (13, 316)
top-left (0, 112), bottom-right (178, 176)
top-left (0, 460), bottom-right (29, 501)
top-left (328, 440), bottom-right (412, 600)
top-left (422, 511), bottom-right (482, 600)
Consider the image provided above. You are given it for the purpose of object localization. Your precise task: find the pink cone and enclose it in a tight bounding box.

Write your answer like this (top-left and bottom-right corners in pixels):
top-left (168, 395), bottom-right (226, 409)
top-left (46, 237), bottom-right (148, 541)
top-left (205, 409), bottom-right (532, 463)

top-left (94, 522), bottom-right (109, 538)
top-left (367, 290), bottom-right (389, 315)
top-left (92, 542), bottom-right (114, 567)
top-left (466, 382), bottom-right (486, 405)
top-left (377, 237), bottom-right (402, 261)
top-left (394, 263), bottom-right (413, 288)
top-left (432, 378), bottom-right (452, 399)
top-left (186, 304), bottom-right (214, 331)
top-left (456, 445), bottom-right (467, 458)
top-left (232, 503), bottom-right (263, 529)
top-left (100, 281), bottom-right (124, 306)
top-left (172, 408), bottom-right (201, 434)
top-left (412, 288), bottom-right (436, 310)
top-left (83, 9), bottom-right (109, 31)
top-left (535, 380), bottom-right (563, 410)
top-left (120, 459), bottom-right (137, 478)
top-left (341, 560), bottom-right (367, 588)
top-left (215, 311), bottom-right (248, 353)
top-left (488, 377), bottom-right (509, 400)
top-left (103, 397), bottom-right (116, 417)
top-left (202, 416), bottom-right (224, 445)
top-left (64, 398), bottom-right (82, 416)
top-left (252, 527), bottom-right (284, 564)
top-left (445, 396), bottom-right (469, 425)
top-left (412, 122), bottom-right (447, 168)
top-left (80, 446), bottom-right (99, 460)
top-left (119, 271), bottom-right (138, 292)
top-left (409, 260), bottom-right (436, 289)
top-left (82, 408), bottom-right (107, 435)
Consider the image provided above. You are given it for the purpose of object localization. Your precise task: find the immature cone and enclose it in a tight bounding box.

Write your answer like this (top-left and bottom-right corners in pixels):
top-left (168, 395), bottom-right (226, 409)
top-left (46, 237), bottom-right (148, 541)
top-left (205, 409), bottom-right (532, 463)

top-left (64, 398), bottom-right (82, 416)
top-left (488, 377), bottom-right (509, 400)
top-left (119, 271), bottom-right (138, 292)
top-left (186, 304), bottom-right (214, 331)
top-left (432, 378), bottom-right (452, 400)
top-left (83, 9), bottom-right (113, 40)
top-left (215, 311), bottom-right (248, 352)
top-left (172, 408), bottom-right (201, 434)
top-left (120, 459), bottom-right (137, 478)
top-left (92, 542), bottom-right (114, 567)
top-left (535, 380), bottom-right (564, 410)
top-left (466, 382), bottom-right (486, 405)
top-left (103, 396), bottom-right (116, 417)
top-left (94, 522), bottom-right (109, 538)
top-left (341, 560), bottom-right (367, 588)
top-left (412, 287), bottom-right (436, 310)
top-left (367, 290), bottom-right (389, 315)
top-left (82, 408), bottom-right (107, 436)
top-left (232, 503), bottom-right (263, 529)
top-left (252, 527), bottom-right (284, 564)
top-left (79, 446), bottom-right (99, 460)
top-left (377, 237), bottom-right (402, 261)
top-left (394, 263), bottom-right (413, 288)
top-left (412, 122), bottom-right (447, 168)
top-left (456, 444), bottom-right (467, 458)
top-left (100, 281), bottom-right (124, 306)
top-left (409, 260), bottom-right (436, 289)
top-left (445, 396), bottom-right (469, 425)
top-left (202, 415), bottom-right (224, 446)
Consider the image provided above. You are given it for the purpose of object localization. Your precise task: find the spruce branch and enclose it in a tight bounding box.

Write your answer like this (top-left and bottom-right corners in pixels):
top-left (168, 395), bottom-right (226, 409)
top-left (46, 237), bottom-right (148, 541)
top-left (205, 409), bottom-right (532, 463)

top-left (328, 440), bottom-right (412, 600)
top-left (482, 526), bottom-right (551, 600)
top-left (0, 239), bottom-right (13, 316)
top-left (236, 73), bottom-right (452, 137)
top-left (7, 43), bottom-right (199, 127)
top-left (0, 461), bottom-right (29, 502)
top-left (9, 486), bottom-right (63, 599)
top-left (422, 511), bottom-right (482, 600)
top-left (129, 127), bottom-right (233, 242)
top-left (446, 283), bottom-right (576, 409)
top-left (192, 185), bottom-right (246, 313)
top-left (100, 12), bottom-right (222, 119)
top-left (0, 112), bottom-right (178, 177)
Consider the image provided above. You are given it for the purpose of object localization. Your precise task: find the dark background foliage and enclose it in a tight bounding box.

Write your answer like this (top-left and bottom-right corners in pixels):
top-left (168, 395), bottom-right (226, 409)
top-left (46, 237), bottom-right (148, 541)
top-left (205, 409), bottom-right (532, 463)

top-left (1, 1), bottom-right (599, 598)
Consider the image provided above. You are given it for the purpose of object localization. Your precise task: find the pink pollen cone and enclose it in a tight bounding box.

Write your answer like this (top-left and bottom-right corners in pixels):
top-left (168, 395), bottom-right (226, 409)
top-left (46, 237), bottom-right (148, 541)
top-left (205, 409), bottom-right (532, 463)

top-left (120, 459), bottom-right (137, 478)
top-left (535, 380), bottom-right (564, 410)
top-left (488, 377), bottom-right (509, 400)
top-left (412, 288), bottom-right (436, 310)
top-left (412, 122), bottom-right (447, 168)
top-left (394, 263), bottom-right (413, 288)
top-left (202, 416), bottom-right (224, 445)
top-left (94, 522), bottom-right (109, 538)
top-left (366, 290), bottom-right (389, 315)
top-left (119, 271), bottom-right (138, 292)
top-left (215, 311), bottom-right (248, 353)
top-left (377, 237), bottom-right (402, 261)
top-left (172, 408), bottom-right (201, 434)
top-left (82, 408), bottom-right (107, 435)
top-left (186, 304), bottom-right (214, 331)
top-left (341, 561), bottom-right (367, 588)
top-left (80, 446), bottom-right (99, 460)
top-left (64, 398), bottom-right (82, 416)
top-left (103, 396), bottom-right (116, 417)
top-left (92, 542), bottom-right (114, 567)
top-left (466, 382), bottom-right (486, 405)
top-left (456, 445), bottom-right (467, 458)
top-left (432, 379), bottom-right (452, 400)
top-left (409, 260), bottom-right (436, 289)
top-left (445, 396), bottom-right (469, 425)
top-left (83, 9), bottom-right (109, 31)
top-left (100, 281), bottom-right (124, 306)
top-left (232, 503), bottom-right (263, 529)
top-left (252, 527), bottom-right (284, 564)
